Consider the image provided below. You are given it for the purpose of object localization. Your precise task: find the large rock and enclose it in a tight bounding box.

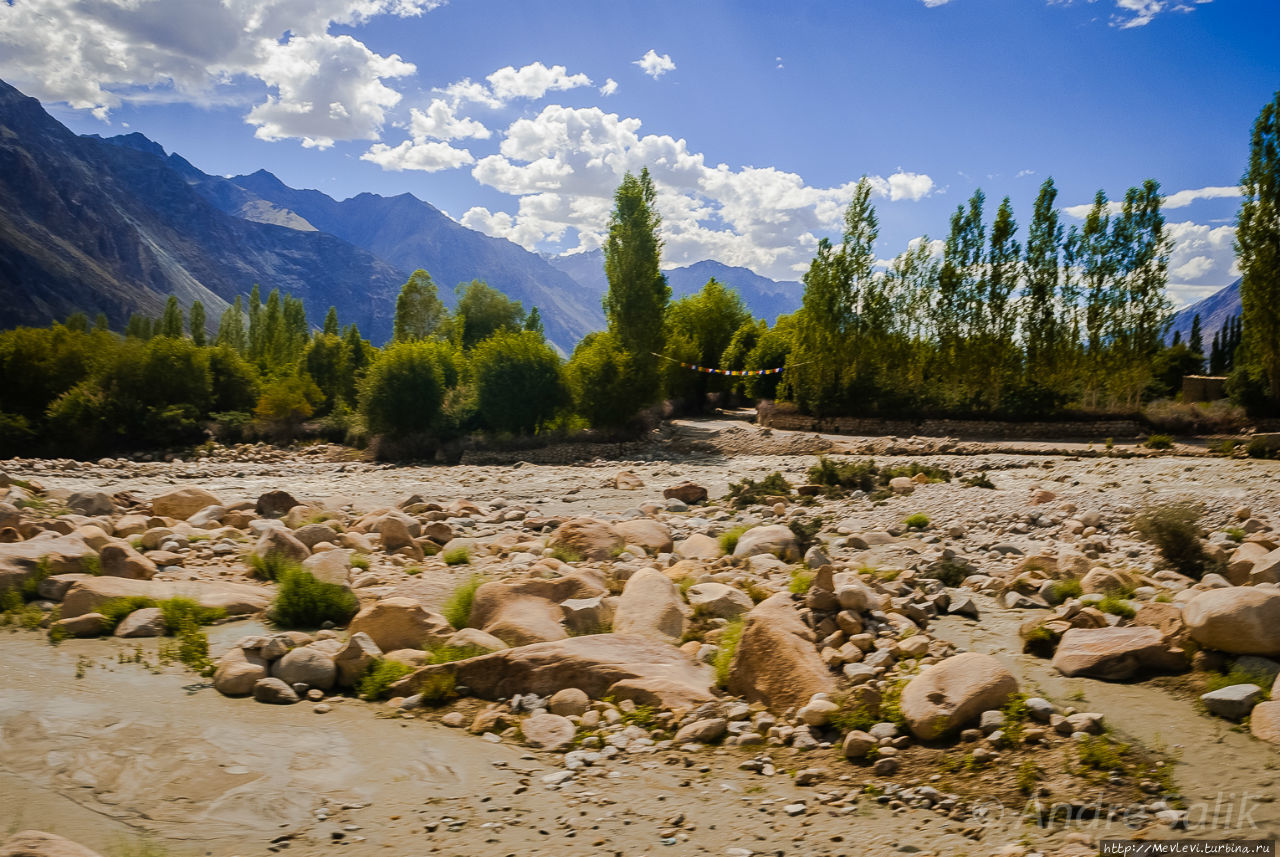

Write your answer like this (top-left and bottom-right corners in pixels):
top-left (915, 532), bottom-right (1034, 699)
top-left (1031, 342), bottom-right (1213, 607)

top-left (1051, 626), bottom-right (1185, 680)
top-left (547, 518), bottom-right (624, 561)
top-left (61, 577), bottom-right (270, 618)
top-left (256, 490), bottom-right (301, 519)
top-left (378, 513), bottom-right (418, 553)
top-left (99, 543), bottom-right (157, 580)
top-left (392, 634), bottom-right (713, 710)
top-left (521, 712), bottom-right (576, 752)
top-left (114, 607), bottom-right (167, 638)
top-left (674, 533), bottom-right (721, 561)
top-left (66, 490), bottom-right (114, 516)
top-left (726, 593), bottom-right (836, 713)
top-left (614, 519), bottom-right (674, 555)
top-left (347, 597), bottom-right (452, 652)
top-left (663, 482), bottom-right (708, 505)
top-left (1250, 701), bottom-right (1280, 744)
top-left (213, 648), bottom-right (269, 696)
top-left (253, 677), bottom-right (299, 704)
top-left (151, 487), bottom-right (220, 520)
top-left (301, 549), bottom-right (352, 587)
top-left (254, 528), bottom-right (310, 564)
top-left (1080, 567), bottom-right (1138, 595)
top-left (900, 652), bottom-right (1018, 741)
top-left (1201, 684), bottom-right (1265, 720)
top-left (732, 525), bottom-right (800, 562)
top-left (1183, 587), bottom-right (1280, 656)
top-left (0, 533), bottom-right (98, 592)
top-left (333, 632), bottom-right (382, 687)
top-left (613, 568), bottom-right (688, 641)
top-left (0, 830), bottom-right (104, 857)
top-left (272, 646), bottom-right (336, 690)
top-left (686, 582), bottom-right (753, 619)
top-left (1249, 548), bottom-right (1280, 585)
top-left (470, 571), bottom-right (607, 646)
top-left (1227, 542), bottom-right (1271, 585)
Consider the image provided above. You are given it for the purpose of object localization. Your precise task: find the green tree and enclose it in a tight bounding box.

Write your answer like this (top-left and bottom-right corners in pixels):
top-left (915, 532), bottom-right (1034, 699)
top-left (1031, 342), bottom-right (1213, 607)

top-left (565, 331), bottom-right (638, 431)
top-left (359, 340), bottom-right (456, 438)
top-left (1023, 177), bottom-right (1063, 378)
top-left (255, 375), bottom-right (322, 440)
top-left (986, 196), bottom-right (1020, 345)
top-left (523, 306), bottom-right (544, 337)
top-left (1237, 90), bottom-right (1280, 405)
top-left (392, 270), bottom-right (446, 342)
top-left (664, 278), bottom-right (751, 405)
top-left (323, 306), bottom-right (340, 336)
top-left (216, 296), bottom-right (248, 354)
top-left (160, 296), bottom-right (184, 338)
top-left (472, 330), bottom-right (568, 434)
top-left (340, 324), bottom-right (375, 407)
top-left (189, 300), bottom-right (207, 346)
top-left (451, 280), bottom-right (525, 350)
top-left (1189, 313), bottom-right (1205, 373)
top-left (302, 334), bottom-right (345, 415)
top-left (603, 168), bottom-right (669, 408)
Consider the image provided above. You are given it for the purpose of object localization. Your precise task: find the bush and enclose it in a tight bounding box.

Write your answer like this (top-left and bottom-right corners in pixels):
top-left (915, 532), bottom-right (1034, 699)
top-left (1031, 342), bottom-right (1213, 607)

top-left (919, 559), bottom-right (969, 587)
top-left (359, 340), bottom-right (458, 439)
top-left (1204, 663), bottom-right (1274, 698)
top-left (904, 513), bottom-right (930, 530)
top-left (357, 659), bottom-right (415, 700)
top-left (806, 457), bottom-right (951, 495)
top-left (247, 552), bottom-right (295, 582)
top-left (441, 546), bottom-right (471, 566)
top-left (788, 517), bottom-right (822, 554)
top-left (471, 330), bottom-right (568, 435)
top-left (727, 472), bottom-right (793, 507)
top-left (442, 575), bottom-right (482, 628)
top-left (1247, 435), bottom-right (1280, 459)
top-left (565, 331), bottom-right (653, 431)
top-left (1048, 578), bottom-right (1084, 602)
top-left (417, 672), bottom-right (458, 706)
top-left (788, 568), bottom-right (814, 594)
top-left (1097, 594), bottom-right (1136, 619)
top-left (963, 473), bottom-right (996, 489)
top-left (254, 374), bottom-right (322, 440)
top-left (718, 526), bottom-right (748, 555)
top-left (1144, 399), bottom-right (1247, 435)
top-left (1132, 501), bottom-right (1218, 580)
top-left (98, 596), bottom-right (159, 631)
top-left (713, 616), bottom-right (744, 688)
top-left (269, 566), bottom-right (359, 629)
top-left (1144, 434), bottom-right (1174, 450)
top-left (158, 597), bottom-right (225, 632)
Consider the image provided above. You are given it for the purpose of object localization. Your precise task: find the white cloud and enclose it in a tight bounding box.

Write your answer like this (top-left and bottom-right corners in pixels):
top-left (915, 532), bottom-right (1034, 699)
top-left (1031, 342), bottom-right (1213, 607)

top-left (1016, 168), bottom-right (1036, 178)
top-left (1063, 184), bottom-right (1243, 218)
top-left (1164, 219), bottom-right (1238, 305)
top-left (0, 0), bottom-right (443, 148)
top-left (921, 0), bottom-right (955, 6)
top-left (922, 0), bottom-right (1211, 27)
top-left (634, 49), bottom-right (676, 79)
top-left (361, 139), bottom-right (474, 172)
top-left (408, 99), bottom-right (490, 141)
top-left (599, 78), bottom-right (619, 97)
top-left (486, 62), bottom-right (592, 102)
top-left (457, 104), bottom-right (934, 280)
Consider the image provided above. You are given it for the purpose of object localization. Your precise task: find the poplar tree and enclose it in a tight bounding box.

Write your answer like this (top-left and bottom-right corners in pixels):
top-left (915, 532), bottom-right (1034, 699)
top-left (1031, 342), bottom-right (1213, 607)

top-left (1022, 178), bottom-right (1063, 377)
top-left (1237, 90), bottom-right (1280, 403)
top-left (323, 307), bottom-right (340, 336)
top-left (189, 301), bottom-right (207, 346)
top-left (217, 296), bottom-right (248, 353)
top-left (1189, 314), bottom-right (1204, 372)
top-left (986, 196), bottom-right (1020, 345)
top-left (160, 296), bottom-right (184, 338)
top-left (392, 270), bottom-right (446, 342)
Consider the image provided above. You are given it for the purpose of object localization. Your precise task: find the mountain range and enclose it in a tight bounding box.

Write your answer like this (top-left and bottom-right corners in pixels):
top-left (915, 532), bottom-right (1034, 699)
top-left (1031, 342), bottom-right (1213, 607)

top-left (1168, 279), bottom-right (1242, 348)
top-left (0, 78), bottom-right (801, 353)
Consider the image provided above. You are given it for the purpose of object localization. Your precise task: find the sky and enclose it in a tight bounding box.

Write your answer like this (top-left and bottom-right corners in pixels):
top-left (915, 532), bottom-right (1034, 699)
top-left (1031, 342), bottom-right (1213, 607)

top-left (2, 0), bottom-right (1277, 307)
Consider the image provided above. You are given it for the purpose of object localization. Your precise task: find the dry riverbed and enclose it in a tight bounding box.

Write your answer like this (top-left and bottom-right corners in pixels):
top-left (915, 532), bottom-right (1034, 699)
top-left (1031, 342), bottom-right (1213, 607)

top-left (3, 423), bottom-right (1280, 857)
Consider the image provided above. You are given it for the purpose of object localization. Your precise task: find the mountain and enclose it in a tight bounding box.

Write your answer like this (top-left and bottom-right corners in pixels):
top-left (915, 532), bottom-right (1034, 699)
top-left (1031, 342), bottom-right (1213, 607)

top-left (1168, 279), bottom-right (1241, 346)
top-left (0, 79), bottom-right (403, 339)
top-left (547, 250), bottom-right (803, 323)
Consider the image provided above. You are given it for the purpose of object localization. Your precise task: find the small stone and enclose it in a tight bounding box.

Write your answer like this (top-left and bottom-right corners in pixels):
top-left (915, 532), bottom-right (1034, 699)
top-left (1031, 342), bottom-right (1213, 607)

top-left (782, 802), bottom-right (807, 816)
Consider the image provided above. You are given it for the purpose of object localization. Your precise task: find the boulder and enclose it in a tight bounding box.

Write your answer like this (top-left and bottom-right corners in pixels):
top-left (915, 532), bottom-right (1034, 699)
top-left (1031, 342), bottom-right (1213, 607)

top-left (391, 634), bottom-right (714, 710)
top-left (614, 519), bottom-right (674, 555)
top-left (272, 646), bottom-right (336, 690)
top-left (99, 543), bottom-right (157, 580)
top-left (252, 677), bottom-right (299, 704)
top-left (254, 528), bottom-right (310, 564)
top-left (1184, 587), bottom-right (1280, 656)
top-left (1201, 684), bottom-right (1265, 720)
top-left (663, 482), bottom-right (708, 505)
top-left (547, 518), bottom-right (624, 561)
top-left (187, 505), bottom-right (228, 529)
top-left (842, 730), bottom-right (877, 760)
top-left (293, 523), bottom-right (341, 549)
top-left (1080, 567), bottom-right (1138, 595)
top-left (301, 549), bottom-right (352, 587)
top-left (1051, 626), bottom-right (1185, 680)
top-left (732, 525), bottom-right (800, 562)
top-left (61, 577), bottom-right (270, 618)
top-left (686, 582), bottom-right (752, 619)
top-left (674, 533), bottom-right (721, 561)
top-left (378, 514), bottom-right (418, 554)
top-left (470, 572), bottom-right (607, 646)
top-left (521, 712), bottom-right (576, 752)
top-left (674, 717), bottom-right (728, 744)
top-left (559, 594), bottom-right (614, 636)
top-left (1227, 542), bottom-right (1270, 585)
top-left (213, 648), bottom-right (269, 696)
top-left (613, 568), bottom-right (688, 641)
top-left (548, 687), bottom-right (590, 716)
top-left (256, 490), bottom-right (301, 519)
top-left (0, 533), bottom-right (98, 592)
top-left (1250, 701), bottom-right (1280, 745)
top-left (0, 830), bottom-right (104, 857)
top-left (444, 627), bottom-right (510, 653)
top-left (66, 490), bottom-right (114, 516)
top-left (333, 632), bottom-right (382, 687)
top-left (1249, 549), bottom-right (1280, 585)
top-left (52, 612), bottom-right (107, 638)
top-left (900, 652), bottom-right (1018, 741)
top-left (114, 607), bottom-right (167, 638)
top-left (726, 593), bottom-right (836, 714)
top-left (151, 487), bottom-right (220, 520)
top-left (347, 597), bottom-right (452, 653)
top-left (614, 471), bottom-right (644, 490)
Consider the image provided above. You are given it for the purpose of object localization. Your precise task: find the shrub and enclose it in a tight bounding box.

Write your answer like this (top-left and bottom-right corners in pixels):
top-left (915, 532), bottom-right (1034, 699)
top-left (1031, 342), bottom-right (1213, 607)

top-left (1144, 434), bottom-right (1174, 450)
top-left (428, 643), bottom-right (487, 664)
top-left (1144, 398), bottom-right (1247, 435)
top-left (269, 566), bottom-right (359, 629)
top-left (963, 473), bottom-right (996, 489)
top-left (1247, 435), bottom-right (1280, 460)
top-left (1204, 663), bottom-right (1274, 698)
top-left (920, 559), bottom-right (969, 587)
top-left (471, 330), bottom-right (569, 435)
top-left (357, 659), bottom-right (415, 700)
top-left (442, 546), bottom-right (471, 566)
top-left (1224, 527), bottom-right (1245, 542)
top-left (98, 596), bottom-right (159, 631)
top-left (254, 375), bottom-right (322, 441)
top-left (158, 597), bottom-right (225, 632)
top-left (1048, 578), bottom-right (1084, 602)
top-left (718, 526), bottom-right (748, 555)
top-left (247, 552), bottom-right (295, 582)
top-left (788, 568), bottom-right (814, 595)
top-left (417, 672), bottom-right (457, 706)
top-left (904, 513), bottom-right (930, 530)
top-left (727, 472), bottom-right (793, 507)
top-left (165, 616), bottom-right (212, 674)
top-left (1133, 501), bottom-right (1218, 580)
top-left (442, 575), bottom-right (483, 628)
top-left (549, 545), bottom-right (584, 563)
top-left (565, 331), bottom-right (654, 431)
top-left (787, 516), bottom-right (822, 554)
top-left (1097, 595), bottom-right (1136, 619)
top-left (359, 340), bottom-right (457, 439)
top-left (1076, 736), bottom-right (1129, 771)
top-left (713, 617), bottom-right (744, 688)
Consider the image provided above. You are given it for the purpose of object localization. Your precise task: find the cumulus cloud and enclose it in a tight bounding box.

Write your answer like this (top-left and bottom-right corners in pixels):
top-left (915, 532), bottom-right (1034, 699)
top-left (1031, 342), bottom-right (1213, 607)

top-left (361, 139), bottom-right (475, 172)
top-left (1164, 219), bottom-right (1238, 306)
top-left (599, 78), bottom-right (619, 97)
top-left (634, 49), bottom-right (676, 79)
top-left (1062, 184), bottom-right (1242, 218)
top-left (0, 0), bottom-right (442, 147)
top-left (407, 99), bottom-right (491, 141)
top-left (486, 61), bottom-right (592, 102)
top-left (456, 104), bottom-right (934, 279)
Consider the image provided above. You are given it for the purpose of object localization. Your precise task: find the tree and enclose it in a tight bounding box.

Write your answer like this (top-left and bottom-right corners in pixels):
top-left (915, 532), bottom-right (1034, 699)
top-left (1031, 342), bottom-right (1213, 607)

top-left (664, 278), bottom-right (751, 405)
top-left (523, 306), bottom-right (544, 337)
top-left (189, 300), bottom-right (207, 346)
top-left (1023, 178), bottom-right (1063, 377)
top-left (1188, 313), bottom-right (1204, 373)
top-left (1237, 90), bottom-right (1280, 404)
top-left (255, 375), bottom-right (322, 440)
top-left (565, 331), bottom-right (639, 431)
top-left (216, 296), bottom-right (248, 353)
top-left (986, 196), bottom-right (1020, 345)
top-left (451, 280), bottom-right (524, 350)
top-left (472, 330), bottom-right (568, 434)
top-left (359, 341), bottom-right (454, 437)
top-left (323, 306), bottom-right (340, 337)
top-left (392, 270), bottom-right (446, 342)
top-left (160, 296), bottom-right (184, 338)
top-left (603, 168), bottom-right (669, 408)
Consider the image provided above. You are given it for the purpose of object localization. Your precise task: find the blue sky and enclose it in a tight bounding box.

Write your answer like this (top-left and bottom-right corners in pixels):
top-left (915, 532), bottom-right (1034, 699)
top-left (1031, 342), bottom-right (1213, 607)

top-left (3, 0), bottom-right (1277, 305)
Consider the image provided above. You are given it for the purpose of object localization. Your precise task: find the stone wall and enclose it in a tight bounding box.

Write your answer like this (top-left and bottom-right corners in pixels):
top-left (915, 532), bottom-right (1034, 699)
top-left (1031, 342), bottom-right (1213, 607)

top-left (756, 404), bottom-right (1142, 439)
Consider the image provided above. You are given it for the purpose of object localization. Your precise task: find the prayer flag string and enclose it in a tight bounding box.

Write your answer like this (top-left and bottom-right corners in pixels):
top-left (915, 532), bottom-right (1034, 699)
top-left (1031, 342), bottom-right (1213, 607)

top-left (649, 352), bottom-right (805, 377)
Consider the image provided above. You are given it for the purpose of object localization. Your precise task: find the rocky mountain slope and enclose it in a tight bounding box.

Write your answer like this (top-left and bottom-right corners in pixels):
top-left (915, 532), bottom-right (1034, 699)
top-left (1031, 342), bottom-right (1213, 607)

top-left (1168, 278), bottom-right (1241, 345)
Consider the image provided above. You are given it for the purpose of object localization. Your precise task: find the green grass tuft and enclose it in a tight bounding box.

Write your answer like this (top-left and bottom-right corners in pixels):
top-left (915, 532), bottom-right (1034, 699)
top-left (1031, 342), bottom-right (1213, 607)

top-left (268, 565), bottom-right (359, 629)
top-left (442, 574), bottom-right (483, 628)
top-left (713, 616), bottom-right (744, 689)
top-left (357, 659), bottom-right (415, 700)
top-left (788, 568), bottom-right (814, 595)
top-left (718, 526), bottom-right (748, 555)
top-left (442, 546), bottom-right (471, 566)
top-left (903, 513), bottom-right (930, 530)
